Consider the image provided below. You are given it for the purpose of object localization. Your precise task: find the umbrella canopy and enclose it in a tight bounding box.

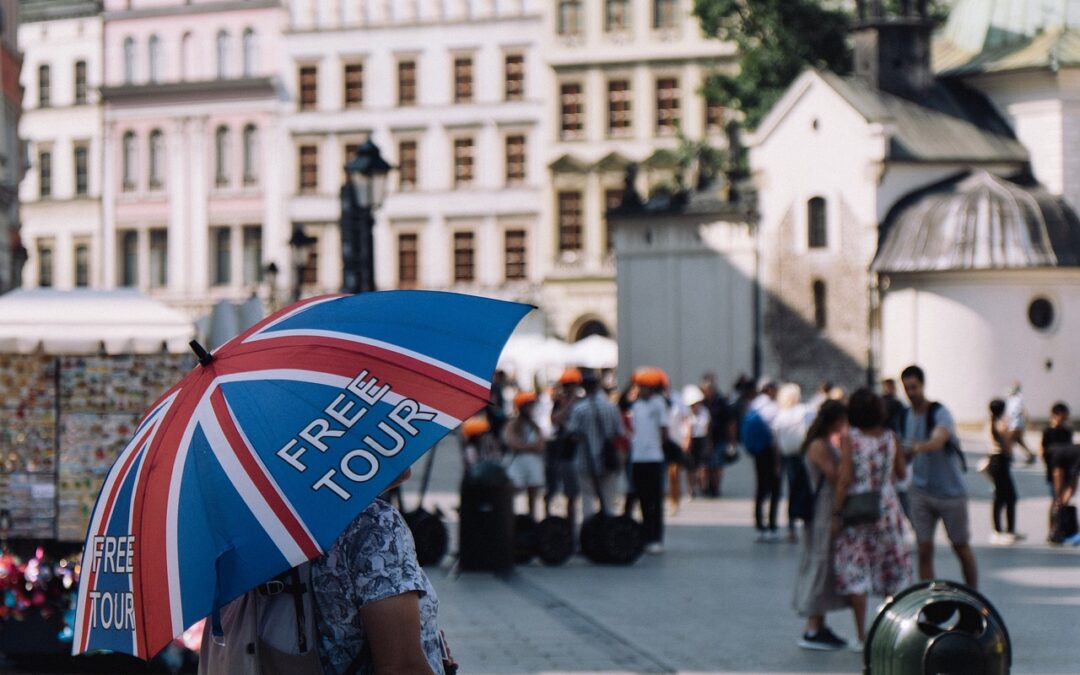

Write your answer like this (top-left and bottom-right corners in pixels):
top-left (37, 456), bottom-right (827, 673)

top-left (567, 334), bottom-right (618, 369)
top-left (72, 291), bottom-right (530, 660)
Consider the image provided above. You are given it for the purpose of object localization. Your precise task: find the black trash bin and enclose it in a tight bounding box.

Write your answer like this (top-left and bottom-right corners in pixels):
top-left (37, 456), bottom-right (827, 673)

top-left (458, 460), bottom-right (514, 572)
top-left (865, 579), bottom-right (1011, 674)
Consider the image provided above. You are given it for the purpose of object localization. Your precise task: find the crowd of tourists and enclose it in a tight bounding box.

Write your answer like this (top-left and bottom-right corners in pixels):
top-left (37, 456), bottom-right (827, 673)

top-left (460, 362), bottom-right (1079, 654)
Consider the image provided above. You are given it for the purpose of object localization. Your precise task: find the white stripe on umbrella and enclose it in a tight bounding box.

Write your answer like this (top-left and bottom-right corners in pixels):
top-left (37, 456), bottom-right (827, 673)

top-left (164, 400), bottom-right (205, 644)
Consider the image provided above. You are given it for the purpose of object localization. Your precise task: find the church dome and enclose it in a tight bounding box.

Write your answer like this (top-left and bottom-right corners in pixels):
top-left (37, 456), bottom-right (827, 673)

top-left (873, 170), bottom-right (1080, 273)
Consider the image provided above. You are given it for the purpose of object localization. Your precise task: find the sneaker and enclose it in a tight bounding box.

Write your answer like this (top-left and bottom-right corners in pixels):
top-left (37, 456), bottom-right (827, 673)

top-left (990, 532), bottom-right (1017, 546)
top-left (645, 542), bottom-right (664, 555)
top-left (755, 529), bottom-right (769, 543)
top-left (766, 529), bottom-right (781, 542)
top-left (1011, 532), bottom-right (1027, 541)
top-left (849, 639), bottom-right (865, 653)
top-left (797, 628), bottom-right (847, 651)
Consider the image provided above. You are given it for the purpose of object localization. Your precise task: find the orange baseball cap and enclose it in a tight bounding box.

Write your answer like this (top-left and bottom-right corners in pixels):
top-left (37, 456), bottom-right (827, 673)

top-left (461, 416), bottom-right (490, 439)
top-left (513, 391), bottom-right (538, 410)
top-left (633, 367), bottom-right (667, 389)
top-left (557, 367), bottom-right (583, 385)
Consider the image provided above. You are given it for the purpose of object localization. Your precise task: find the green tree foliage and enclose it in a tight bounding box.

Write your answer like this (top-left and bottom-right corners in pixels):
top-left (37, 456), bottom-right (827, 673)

top-left (694, 0), bottom-right (852, 129)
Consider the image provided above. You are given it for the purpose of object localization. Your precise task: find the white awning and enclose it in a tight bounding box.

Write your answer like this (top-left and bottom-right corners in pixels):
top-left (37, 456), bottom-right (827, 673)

top-left (0, 289), bottom-right (196, 354)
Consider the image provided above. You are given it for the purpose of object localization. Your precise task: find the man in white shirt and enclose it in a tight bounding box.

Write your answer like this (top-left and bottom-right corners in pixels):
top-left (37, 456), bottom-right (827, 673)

top-left (630, 369), bottom-right (668, 554)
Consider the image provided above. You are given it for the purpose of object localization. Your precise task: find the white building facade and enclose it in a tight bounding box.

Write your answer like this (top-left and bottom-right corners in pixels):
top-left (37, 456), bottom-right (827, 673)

top-left (19, 0), bottom-right (103, 292)
top-left (281, 0), bottom-right (547, 307)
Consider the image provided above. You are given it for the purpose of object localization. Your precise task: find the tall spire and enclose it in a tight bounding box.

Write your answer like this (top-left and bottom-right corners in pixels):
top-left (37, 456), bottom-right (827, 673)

top-left (853, 0), bottom-right (935, 98)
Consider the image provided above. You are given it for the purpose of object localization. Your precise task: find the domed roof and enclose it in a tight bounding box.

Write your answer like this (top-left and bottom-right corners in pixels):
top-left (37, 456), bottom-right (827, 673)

top-left (873, 170), bottom-right (1080, 273)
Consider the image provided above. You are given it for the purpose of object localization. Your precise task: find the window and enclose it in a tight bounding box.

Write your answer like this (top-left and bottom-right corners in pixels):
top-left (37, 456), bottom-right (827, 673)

top-left (608, 80), bottom-right (632, 136)
top-left (397, 233), bottom-right (418, 288)
top-left (124, 37), bottom-right (136, 84)
top-left (453, 137), bottom-right (474, 187)
top-left (243, 125), bottom-right (258, 185)
top-left (180, 33), bottom-right (193, 80)
top-left (505, 135), bottom-right (526, 185)
top-left (656, 77), bottom-right (680, 134)
top-left (342, 142), bottom-right (360, 181)
top-left (560, 83), bottom-right (583, 140)
top-left (558, 0), bottom-right (582, 36)
top-left (148, 34), bottom-right (162, 83)
top-left (706, 97), bottom-right (725, 133)
top-left (504, 54), bottom-right (524, 101)
top-left (653, 0), bottom-right (678, 28)
top-left (122, 132), bottom-right (136, 190)
top-left (214, 126), bottom-right (230, 187)
top-left (74, 61), bottom-right (87, 104)
top-left (74, 244), bottom-right (89, 287)
top-left (37, 243), bottom-right (53, 287)
top-left (505, 229), bottom-right (526, 280)
top-left (397, 59), bottom-right (416, 106)
top-left (120, 231), bottom-right (138, 287)
top-left (605, 188), bottom-right (624, 252)
top-left (212, 227), bottom-right (231, 285)
top-left (398, 140), bottom-right (417, 191)
top-left (344, 62), bottom-right (363, 107)
top-left (298, 144), bottom-right (318, 192)
top-left (300, 233), bottom-right (318, 285)
top-left (74, 145), bottom-right (89, 196)
top-left (149, 130), bottom-right (165, 189)
top-left (242, 225), bottom-right (262, 285)
top-left (453, 231), bottom-right (475, 282)
top-left (812, 280), bottom-right (827, 329)
top-left (216, 30), bottom-right (230, 79)
top-left (454, 56), bottom-right (473, 103)
top-left (808, 197), bottom-right (827, 248)
top-left (242, 28), bottom-right (257, 77)
top-left (298, 65), bottom-right (317, 110)
top-left (605, 0), bottom-right (630, 31)
top-left (38, 64), bottom-right (50, 107)
top-left (149, 228), bottom-right (167, 288)
top-left (38, 150), bottom-right (51, 198)
top-left (558, 191), bottom-right (582, 252)
top-left (1028, 297), bottom-right (1055, 331)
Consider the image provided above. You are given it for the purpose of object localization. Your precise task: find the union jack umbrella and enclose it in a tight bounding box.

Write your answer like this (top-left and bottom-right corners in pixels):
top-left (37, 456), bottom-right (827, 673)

top-left (72, 291), bottom-right (530, 659)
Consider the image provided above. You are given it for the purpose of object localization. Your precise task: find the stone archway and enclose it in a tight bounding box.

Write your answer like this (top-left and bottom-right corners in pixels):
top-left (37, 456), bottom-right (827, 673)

top-left (569, 316), bottom-right (611, 342)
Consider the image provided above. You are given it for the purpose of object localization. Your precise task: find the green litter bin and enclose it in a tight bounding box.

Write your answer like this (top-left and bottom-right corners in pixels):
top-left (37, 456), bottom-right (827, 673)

top-left (865, 580), bottom-right (1011, 674)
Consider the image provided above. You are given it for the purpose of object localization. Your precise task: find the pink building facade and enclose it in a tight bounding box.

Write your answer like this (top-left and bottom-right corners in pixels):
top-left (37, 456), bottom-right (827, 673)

top-left (101, 0), bottom-right (287, 314)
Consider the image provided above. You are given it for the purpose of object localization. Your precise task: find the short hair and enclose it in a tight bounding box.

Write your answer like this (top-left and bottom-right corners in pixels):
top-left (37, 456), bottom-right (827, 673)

top-left (882, 378), bottom-right (896, 387)
top-left (777, 383), bottom-right (802, 409)
top-left (989, 399), bottom-right (1006, 418)
top-left (1052, 402), bottom-right (1070, 417)
top-left (901, 365), bottom-right (925, 384)
top-left (847, 387), bottom-right (885, 429)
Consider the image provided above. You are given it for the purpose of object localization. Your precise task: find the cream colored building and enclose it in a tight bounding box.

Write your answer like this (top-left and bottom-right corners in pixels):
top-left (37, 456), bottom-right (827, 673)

top-left (18, 0), bottom-right (103, 292)
top-left (541, 0), bottom-right (733, 340)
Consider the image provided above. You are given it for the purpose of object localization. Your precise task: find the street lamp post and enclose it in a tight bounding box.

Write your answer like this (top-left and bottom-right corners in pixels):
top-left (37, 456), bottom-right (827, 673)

top-left (263, 261), bottom-right (279, 311)
top-left (341, 139), bottom-right (392, 294)
top-left (288, 224), bottom-right (317, 302)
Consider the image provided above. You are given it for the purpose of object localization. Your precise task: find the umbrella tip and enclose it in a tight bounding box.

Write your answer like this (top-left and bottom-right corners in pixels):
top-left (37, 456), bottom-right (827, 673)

top-left (189, 339), bottom-right (214, 366)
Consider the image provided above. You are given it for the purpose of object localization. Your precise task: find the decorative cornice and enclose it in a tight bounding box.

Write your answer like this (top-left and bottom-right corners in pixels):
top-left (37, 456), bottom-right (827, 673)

top-left (101, 77), bottom-right (277, 104)
top-left (103, 0), bottom-right (279, 21)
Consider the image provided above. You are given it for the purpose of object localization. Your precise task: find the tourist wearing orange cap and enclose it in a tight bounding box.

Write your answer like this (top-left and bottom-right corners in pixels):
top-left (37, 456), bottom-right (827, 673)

top-left (504, 391), bottom-right (546, 519)
top-left (565, 368), bottom-right (625, 528)
top-left (629, 369), bottom-right (670, 554)
top-left (461, 415), bottom-right (494, 467)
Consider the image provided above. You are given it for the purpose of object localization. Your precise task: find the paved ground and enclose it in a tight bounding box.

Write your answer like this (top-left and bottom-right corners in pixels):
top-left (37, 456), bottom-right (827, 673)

top-left (413, 431), bottom-right (1080, 674)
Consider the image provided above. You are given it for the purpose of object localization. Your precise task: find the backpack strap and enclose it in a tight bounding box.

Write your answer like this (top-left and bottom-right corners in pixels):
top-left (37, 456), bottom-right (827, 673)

top-left (286, 567), bottom-right (309, 654)
top-left (928, 401), bottom-right (967, 472)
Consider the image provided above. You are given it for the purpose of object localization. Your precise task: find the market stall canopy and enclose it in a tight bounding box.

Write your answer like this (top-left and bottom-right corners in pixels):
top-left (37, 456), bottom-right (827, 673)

top-left (567, 334), bottom-right (618, 369)
top-left (0, 289), bottom-right (196, 354)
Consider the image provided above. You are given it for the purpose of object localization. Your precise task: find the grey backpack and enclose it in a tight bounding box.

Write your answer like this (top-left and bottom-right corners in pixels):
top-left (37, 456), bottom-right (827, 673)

top-left (198, 562), bottom-right (324, 675)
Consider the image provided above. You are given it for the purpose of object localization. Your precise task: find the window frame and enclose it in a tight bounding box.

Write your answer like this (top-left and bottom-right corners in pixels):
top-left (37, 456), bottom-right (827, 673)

top-left (37, 242), bottom-right (53, 288)
top-left (807, 196), bottom-right (828, 249)
top-left (214, 126), bottom-right (230, 188)
top-left (38, 148), bottom-right (52, 198)
top-left (74, 144), bottom-right (89, 196)
top-left (119, 230), bottom-right (138, 287)
top-left (74, 60), bottom-right (87, 105)
top-left (397, 232), bottom-right (419, 288)
top-left (242, 124), bottom-right (258, 186)
top-left (504, 53), bottom-right (525, 102)
top-left (560, 82), bottom-right (584, 140)
top-left (504, 229), bottom-right (527, 281)
top-left (298, 144), bottom-right (319, 193)
top-left (149, 129), bottom-right (165, 190)
top-left (505, 134), bottom-right (526, 185)
top-left (149, 227), bottom-right (168, 289)
top-left (343, 61), bottom-right (363, 108)
top-left (655, 76), bottom-right (681, 135)
top-left (453, 55), bottom-right (474, 104)
top-left (557, 190), bottom-right (583, 253)
top-left (397, 58), bottom-right (417, 106)
top-left (452, 136), bottom-right (475, 187)
top-left (452, 230), bottom-right (476, 283)
top-left (605, 0), bottom-right (631, 32)
top-left (607, 79), bottom-right (632, 137)
top-left (298, 64), bottom-right (318, 111)
top-left (397, 139), bottom-right (418, 192)
top-left (557, 0), bottom-right (583, 36)
top-left (38, 64), bottom-right (50, 108)
top-left (211, 226), bottom-right (232, 286)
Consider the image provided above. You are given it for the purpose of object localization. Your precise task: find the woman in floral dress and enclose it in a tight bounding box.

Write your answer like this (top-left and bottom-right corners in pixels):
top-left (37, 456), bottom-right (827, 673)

top-left (832, 388), bottom-right (912, 651)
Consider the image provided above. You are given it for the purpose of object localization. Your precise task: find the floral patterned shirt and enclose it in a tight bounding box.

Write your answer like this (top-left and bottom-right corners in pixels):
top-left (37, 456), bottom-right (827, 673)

top-left (311, 498), bottom-right (443, 675)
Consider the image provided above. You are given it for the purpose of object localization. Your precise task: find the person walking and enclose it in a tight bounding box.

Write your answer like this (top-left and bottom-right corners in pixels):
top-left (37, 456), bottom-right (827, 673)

top-left (899, 365), bottom-right (978, 589)
top-left (792, 400), bottom-right (849, 651)
top-left (1005, 382), bottom-right (1037, 464)
top-left (832, 389), bottom-right (912, 652)
top-left (683, 385), bottom-right (712, 499)
top-left (700, 373), bottom-right (733, 497)
top-left (504, 391), bottom-right (547, 520)
top-left (987, 399), bottom-right (1023, 545)
top-left (546, 368), bottom-right (583, 520)
top-left (772, 383), bottom-right (809, 542)
top-left (745, 379), bottom-right (780, 541)
top-left (629, 369), bottom-right (668, 554)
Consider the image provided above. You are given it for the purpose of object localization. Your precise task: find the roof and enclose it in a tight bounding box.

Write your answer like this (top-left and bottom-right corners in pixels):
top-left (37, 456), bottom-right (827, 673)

top-left (19, 0), bottom-right (101, 23)
top-left (872, 170), bottom-right (1080, 273)
top-left (0, 289), bottom-right (195, 353)
top-left (933, 0), bottom-right (1080, 76)
top-left (818, 71), bottom-right (1028, 164)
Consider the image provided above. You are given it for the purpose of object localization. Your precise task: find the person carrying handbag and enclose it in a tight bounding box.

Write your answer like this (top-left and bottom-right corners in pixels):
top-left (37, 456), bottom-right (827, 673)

top-left (831, 389), bottom-right (912, 653)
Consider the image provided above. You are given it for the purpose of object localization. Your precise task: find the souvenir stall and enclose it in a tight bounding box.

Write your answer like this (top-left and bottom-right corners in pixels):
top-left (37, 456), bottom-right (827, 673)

top-left (0, 290), bottom-right (196, 666)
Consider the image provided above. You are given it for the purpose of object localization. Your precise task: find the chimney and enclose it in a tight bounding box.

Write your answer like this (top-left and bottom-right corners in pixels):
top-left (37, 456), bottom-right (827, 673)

top-left (853, 0), bottom-right (934, 98)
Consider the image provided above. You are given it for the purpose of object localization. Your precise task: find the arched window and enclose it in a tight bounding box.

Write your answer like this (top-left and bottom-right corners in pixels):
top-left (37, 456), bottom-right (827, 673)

top-left (813, 279), bottom-right (827, 330)
top-left (148, 35), bottom-right (162, 83)
top-left (808, 196), bottom-right (827, 248)
top-left (123, 37), bottom-right (136, 84)
top-left (148, 129), bottom-right (165, 188)
top-left (180, 32), bottom-right (193, 81)
top-left (242, 124), bottom-right (258, 185)
top-left (216, 30), bottom-right (230, 79)
top-left (122, 131), bottom-right (137, 190)
top-left (215, 125), bottom-right (230, 186)
top-left (242, 28), bottom-right (257, 77)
